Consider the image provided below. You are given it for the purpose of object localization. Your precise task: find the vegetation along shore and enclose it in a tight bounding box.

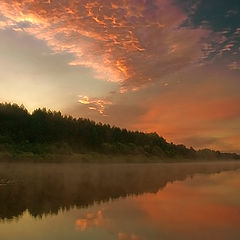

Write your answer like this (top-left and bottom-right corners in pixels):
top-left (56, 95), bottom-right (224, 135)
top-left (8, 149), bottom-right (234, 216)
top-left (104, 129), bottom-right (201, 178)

top-left (0, 103), bottom-right (239, 162)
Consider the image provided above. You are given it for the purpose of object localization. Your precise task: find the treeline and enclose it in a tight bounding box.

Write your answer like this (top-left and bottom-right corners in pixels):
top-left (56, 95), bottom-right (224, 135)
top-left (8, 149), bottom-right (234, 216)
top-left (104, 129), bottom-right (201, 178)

top-left (0, 103), bottom-right (239, 160)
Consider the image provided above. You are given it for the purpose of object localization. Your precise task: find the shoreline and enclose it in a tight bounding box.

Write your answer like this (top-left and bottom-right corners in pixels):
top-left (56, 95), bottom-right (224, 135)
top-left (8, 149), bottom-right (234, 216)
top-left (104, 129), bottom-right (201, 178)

top-left (0, 151), bottom-right (239, 163)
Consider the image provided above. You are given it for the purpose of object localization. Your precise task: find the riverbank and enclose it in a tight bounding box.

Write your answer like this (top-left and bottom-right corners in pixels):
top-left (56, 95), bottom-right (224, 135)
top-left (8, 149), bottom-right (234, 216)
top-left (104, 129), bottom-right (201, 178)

top-left (0, 151), bottom-right (239, 163)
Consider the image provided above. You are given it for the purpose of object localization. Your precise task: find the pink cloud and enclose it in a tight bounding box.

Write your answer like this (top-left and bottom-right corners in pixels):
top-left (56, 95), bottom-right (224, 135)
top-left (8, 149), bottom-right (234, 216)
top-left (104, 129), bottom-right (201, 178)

top-left (0, 0), bottom-right (210, 90)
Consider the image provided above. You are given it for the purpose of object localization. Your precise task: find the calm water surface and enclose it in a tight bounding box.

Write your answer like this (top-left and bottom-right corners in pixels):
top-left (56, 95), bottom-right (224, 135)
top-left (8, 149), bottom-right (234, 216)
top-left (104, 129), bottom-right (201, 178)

top-left (0, 162), bottom-right (240, 240)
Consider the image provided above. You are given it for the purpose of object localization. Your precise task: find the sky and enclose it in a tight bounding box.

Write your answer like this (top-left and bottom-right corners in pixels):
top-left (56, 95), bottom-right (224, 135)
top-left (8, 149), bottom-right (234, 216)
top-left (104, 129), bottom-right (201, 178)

top-left (0, 0), bottom-right (240, 153)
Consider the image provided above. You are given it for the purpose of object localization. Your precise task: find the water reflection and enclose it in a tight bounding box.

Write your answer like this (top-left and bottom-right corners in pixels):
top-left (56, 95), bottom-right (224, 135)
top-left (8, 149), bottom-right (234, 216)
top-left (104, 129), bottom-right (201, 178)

top-left (0, 162), bottom-right (239, 221)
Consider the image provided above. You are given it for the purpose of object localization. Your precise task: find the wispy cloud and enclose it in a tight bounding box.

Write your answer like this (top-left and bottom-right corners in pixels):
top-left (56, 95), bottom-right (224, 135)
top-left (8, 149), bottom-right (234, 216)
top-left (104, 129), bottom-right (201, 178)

top-left (78, 95), bottom-right (112, 115)
top-left (228, 61), bottom-right (240, 70)
top-left (177, 0), bottom-right (240, 67)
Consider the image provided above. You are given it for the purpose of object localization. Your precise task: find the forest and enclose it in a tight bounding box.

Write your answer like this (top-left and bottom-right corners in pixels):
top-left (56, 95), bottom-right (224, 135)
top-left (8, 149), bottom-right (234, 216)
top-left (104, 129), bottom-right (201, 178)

top-left (0, 103), bottom-right (239, 161)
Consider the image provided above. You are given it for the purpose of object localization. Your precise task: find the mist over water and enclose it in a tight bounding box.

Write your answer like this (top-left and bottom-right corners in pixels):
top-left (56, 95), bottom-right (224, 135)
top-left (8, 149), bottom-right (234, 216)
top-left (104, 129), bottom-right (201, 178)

top-left (0, 162), bottom-right (240, 240)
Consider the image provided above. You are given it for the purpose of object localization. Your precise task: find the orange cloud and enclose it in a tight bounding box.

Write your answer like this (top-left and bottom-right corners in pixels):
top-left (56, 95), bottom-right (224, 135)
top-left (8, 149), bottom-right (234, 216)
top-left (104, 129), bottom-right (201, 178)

top-left (141, 97), bottom-right (240, 130)
top-left (0, 0), bottom-right (210, 90)
top-left (76, 210), bottom-right (104, 231)
top-left (128, 67), bottom-right (240, 151)
top-left (78, 95), bottom-right (112, 115)
top-left (135, 93), bottom-right (240, 141)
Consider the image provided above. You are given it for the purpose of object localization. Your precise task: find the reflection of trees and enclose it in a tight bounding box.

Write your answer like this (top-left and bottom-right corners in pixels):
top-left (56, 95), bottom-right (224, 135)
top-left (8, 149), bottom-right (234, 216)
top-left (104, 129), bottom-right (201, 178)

top-left (0, 162), bottom-right (239, 220)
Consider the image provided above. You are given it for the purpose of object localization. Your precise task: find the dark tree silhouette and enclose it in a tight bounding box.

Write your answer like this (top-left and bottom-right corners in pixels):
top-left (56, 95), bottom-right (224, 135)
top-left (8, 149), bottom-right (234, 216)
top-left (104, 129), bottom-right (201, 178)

top-left (0, 103), bottom-right (239, 160)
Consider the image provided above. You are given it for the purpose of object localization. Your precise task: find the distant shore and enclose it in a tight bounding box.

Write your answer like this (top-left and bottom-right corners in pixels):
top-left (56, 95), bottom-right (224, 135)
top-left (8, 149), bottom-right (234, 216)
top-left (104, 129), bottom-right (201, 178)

top-left (0, 151), bottom-right (239, 163)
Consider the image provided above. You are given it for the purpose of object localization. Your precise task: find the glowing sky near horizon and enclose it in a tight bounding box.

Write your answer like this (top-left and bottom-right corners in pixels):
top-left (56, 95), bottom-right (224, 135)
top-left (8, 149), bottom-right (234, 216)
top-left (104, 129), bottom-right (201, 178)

top-left (0, 0), bottom-right (240, 152)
